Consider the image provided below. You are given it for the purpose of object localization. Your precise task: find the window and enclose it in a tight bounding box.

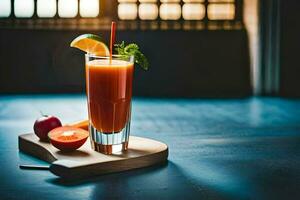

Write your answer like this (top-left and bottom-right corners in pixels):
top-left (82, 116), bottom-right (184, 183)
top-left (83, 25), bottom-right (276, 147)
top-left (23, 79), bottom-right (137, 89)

top-left (14, 0), bottom-right (35, 18)
top-left (37, 0), bottom-right (57, 18)
top-left (0, 0), bottom-right (101, 19)
top-left (182, 3), bottom-right (205, 20)
top-left (58, 0), bottom-right (78, 18)
top-left (139, 3), bottom-right (159, 20)
top-left (80, 0), bottom-right (100, 18)
top-left (0, 0), bottom-right (11, 18)
top-left (118, 3), bottom-right (138, 20)
top-left (207, 3), bottom-right (235, 20)
top-left (159, 3), bottom-right (181, 20)
top-left (117, 0), bottom-right (239, 21)
top-left (0, 0), bottom-right (242, 30)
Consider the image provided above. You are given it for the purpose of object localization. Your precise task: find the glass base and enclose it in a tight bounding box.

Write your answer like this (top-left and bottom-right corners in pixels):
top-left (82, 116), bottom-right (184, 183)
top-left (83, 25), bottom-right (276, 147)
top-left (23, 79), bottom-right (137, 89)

top-left (91, 141), bottom-right (128, 155)
top-left (89, 122), bottom-right (130, 155)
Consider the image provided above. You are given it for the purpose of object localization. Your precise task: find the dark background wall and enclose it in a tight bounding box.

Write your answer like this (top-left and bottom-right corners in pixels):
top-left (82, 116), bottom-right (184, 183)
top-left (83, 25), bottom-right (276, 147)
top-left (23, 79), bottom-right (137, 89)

top-left (280, 1), bottom-right (300, 97)
top-left (0, 28), bottom-right (251, 97)
top-left (1, 1), bottom-right (300, 98)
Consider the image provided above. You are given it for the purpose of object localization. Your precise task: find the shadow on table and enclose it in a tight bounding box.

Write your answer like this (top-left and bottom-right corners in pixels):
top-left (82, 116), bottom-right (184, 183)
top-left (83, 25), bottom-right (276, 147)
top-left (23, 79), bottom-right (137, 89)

top-left (46, 161), bottom-right (231, 200)
top-left (46, 161), bottom-right (169, 186)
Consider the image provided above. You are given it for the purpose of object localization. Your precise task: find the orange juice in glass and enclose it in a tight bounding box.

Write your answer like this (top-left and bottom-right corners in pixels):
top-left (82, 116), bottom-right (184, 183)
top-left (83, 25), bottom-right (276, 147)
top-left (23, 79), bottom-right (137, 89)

top-left (85, 55), bottom-right (134, 154)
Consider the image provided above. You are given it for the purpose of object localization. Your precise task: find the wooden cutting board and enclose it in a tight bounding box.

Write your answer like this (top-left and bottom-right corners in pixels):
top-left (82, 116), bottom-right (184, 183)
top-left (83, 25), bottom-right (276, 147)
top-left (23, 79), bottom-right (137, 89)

top-left (18, 133), bottom-right (168, 179)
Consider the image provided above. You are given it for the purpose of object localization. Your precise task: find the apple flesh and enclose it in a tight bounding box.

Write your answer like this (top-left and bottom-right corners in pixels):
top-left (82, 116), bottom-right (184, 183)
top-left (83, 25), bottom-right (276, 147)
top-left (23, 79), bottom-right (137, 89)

top-left (34, 115), bottom-right (62, 141)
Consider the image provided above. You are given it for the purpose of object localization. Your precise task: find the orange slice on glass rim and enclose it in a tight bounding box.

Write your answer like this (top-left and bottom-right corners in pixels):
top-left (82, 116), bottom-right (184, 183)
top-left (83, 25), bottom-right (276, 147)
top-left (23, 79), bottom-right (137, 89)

top-left (70, 34), bottom-right (110, 56)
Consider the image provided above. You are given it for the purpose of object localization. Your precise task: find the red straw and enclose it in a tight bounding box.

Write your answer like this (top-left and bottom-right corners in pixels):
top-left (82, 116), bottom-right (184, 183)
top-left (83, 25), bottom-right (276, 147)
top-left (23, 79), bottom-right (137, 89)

top-left (110, 21), bottom-right (116, 63)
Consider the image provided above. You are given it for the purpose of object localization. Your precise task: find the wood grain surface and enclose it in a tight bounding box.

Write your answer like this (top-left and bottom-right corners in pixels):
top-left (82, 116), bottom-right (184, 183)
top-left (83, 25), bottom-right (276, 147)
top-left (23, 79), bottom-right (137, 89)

top-left (19, 133), bottom-right (168, 178)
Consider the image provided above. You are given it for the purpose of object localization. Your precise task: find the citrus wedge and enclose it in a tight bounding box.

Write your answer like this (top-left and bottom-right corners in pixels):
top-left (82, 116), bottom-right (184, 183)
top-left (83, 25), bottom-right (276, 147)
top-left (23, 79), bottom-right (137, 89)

top-left (48, 126), bottom-right (89, 151)
top-left (67, 119), bottom-right (89, 131)
top-left (70, 34), bottom-right (109, 56)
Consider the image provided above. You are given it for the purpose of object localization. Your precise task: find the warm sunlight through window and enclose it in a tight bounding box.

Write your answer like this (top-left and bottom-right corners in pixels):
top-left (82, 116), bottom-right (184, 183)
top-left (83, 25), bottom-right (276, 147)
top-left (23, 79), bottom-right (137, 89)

top-left (37, 0), bottom-right (57, 18)
top-left (117, 0), bottom-right (238, 21)
top-left (207, 3), bottom-right (235, 20)
top-left (182, 3), bottom-right (205, 20)
top-left (80, 0), bottom-right (99, 17)
top-left (139, 0), bottom-right (157, 2)
top-left (139, 4), bottom-right (159, 20)
top-left (183, 0), bottom-right (204, 2)
top-left (118, 3), bottom-right (138, 20)
top-left (160, 0), bottom-right (180, 2)
top-left (159, 3), bottom-right (181, 20)
top-left (14, 0), bottom-right (35, 18)
top-left (58, 0), bottom-right (78, 18)
top-left (0, 0), bottom-right (11, 17)
top-left (118, 0), bottom-right (137, 2)
top-left (1, 0), bottom-right (240, 29)
top-left (208, 0), bottom-right (234, 2)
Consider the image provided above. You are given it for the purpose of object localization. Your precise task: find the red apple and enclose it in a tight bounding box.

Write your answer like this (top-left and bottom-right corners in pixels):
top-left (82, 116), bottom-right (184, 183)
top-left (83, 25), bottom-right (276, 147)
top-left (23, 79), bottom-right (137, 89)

top-left (34, 115), bottom-right (62, 141)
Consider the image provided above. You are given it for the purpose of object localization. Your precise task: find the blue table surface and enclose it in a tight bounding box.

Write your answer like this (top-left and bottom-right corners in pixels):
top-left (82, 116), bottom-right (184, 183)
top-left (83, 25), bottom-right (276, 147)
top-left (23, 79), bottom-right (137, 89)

top-left (0, 95), bottom-right (300, 200)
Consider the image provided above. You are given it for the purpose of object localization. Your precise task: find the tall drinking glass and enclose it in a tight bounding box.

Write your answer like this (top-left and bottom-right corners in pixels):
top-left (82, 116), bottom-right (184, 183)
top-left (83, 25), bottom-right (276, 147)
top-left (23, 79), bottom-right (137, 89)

top-left (85, 54), bottom-right (134, 154)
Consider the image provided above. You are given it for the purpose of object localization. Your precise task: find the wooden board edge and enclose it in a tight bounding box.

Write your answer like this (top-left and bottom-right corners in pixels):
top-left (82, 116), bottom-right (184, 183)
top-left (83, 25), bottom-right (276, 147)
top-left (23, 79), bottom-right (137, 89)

top-left (18, 134), bottom-right (57, 163)
top-left (50, 147), bottom-right (169, 178)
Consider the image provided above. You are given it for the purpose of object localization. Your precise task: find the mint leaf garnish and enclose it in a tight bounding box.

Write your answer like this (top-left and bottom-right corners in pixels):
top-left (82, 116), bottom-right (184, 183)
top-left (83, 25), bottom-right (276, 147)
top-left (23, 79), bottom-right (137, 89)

top-left (115, 41), bottom-right (149, 70)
